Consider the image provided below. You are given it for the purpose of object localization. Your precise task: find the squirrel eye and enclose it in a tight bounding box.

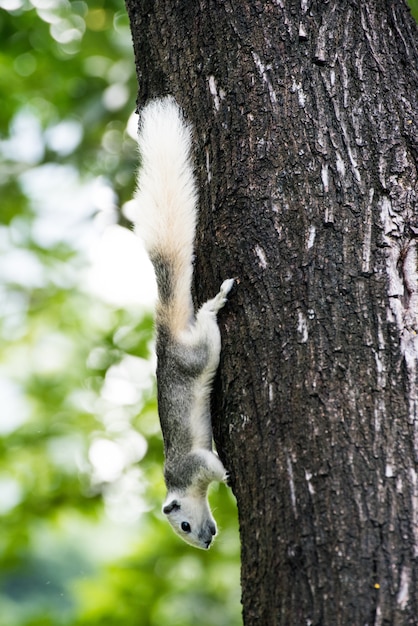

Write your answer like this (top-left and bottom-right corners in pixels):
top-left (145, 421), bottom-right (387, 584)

top-left (181, 521), bottom-right (191, 533)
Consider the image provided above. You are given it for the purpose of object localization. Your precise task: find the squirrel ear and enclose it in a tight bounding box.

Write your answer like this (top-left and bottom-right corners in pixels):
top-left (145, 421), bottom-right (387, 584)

top-left (163, 499), bottom-right (180, 515)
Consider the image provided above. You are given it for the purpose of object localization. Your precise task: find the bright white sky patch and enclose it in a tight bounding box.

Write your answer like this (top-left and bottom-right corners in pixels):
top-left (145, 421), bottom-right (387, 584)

top-left (1, 110), bottom-right (44, 164)
top-left (20, 163), bottom-right (109, 249)
top-left (103, 83), bottom-right (130, 111)
top-left (89, 438), bottom-right (126, 482)
top-left (85, 224), bottom-right (157, 308)
top-left (0, 476), bottom-right (22, 514)
top-left (0, 375), bottom-right (30, 434)
top-left (45, 119), bottom-right (83, 156)
top-left (0, 248), bottom-right (45, 288)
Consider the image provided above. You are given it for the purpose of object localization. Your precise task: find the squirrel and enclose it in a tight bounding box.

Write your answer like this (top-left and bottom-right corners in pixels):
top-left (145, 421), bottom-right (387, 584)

top-left (132, 96), bottom-right (234, 549)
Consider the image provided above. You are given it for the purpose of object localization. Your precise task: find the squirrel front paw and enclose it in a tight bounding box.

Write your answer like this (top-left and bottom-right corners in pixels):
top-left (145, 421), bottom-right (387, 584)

top-left (223, 471), bottom-right (232, 487)
top-left (208, 278), bottom-right (235, 313)
top-left (220, 278), bottom-right (235, 297)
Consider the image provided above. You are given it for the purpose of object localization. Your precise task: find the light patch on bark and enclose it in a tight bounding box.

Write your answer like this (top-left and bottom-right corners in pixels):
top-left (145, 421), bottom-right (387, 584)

top-left (380, 196), bottom-right (418, 427)
top-left (374, 396), bottom-right (386, 444)
top-left (240, 413), bottom-right (250, 427)
top-left (397, 565), bottom-right (411, 609)
top-left (362, 188), bottom-right (374, 273)
top-left (268, 383), bottom-right (274, 404)
top-left (346, 140), bottom-right (361, 184)
top-left (252, 52), bottom-right (277, 106)
top-left (273, 218), bottom-right (283, 237)
top-left (291, 78), bottom-right (306, 108)
top-left (297, 310), bottom-right (309, 343)
top-left (298, 23), bottom-right (307, 39)
top-left (205, 146), bottom-right (212, 182)
top-left (373, 316), bottom-right (388, 452)
top-left (328, 96), bottom-right (362, 186)
top-left (324, 204), bottom-right (334, 225)
top-left (409, 468), bottom-right (418, 557)
top-left (254, 244), bottom-right (268, 269)
top-left (307, 224), bottom-right (316, 249)
top-left (403, 244), bottom-right (418, 309)
top-left (385, 464), bottom-right (394, 478)
top-left (207, 75), bottom-right (225, 111)
top-left (321, 163), bottom-right (329, 192)
top-left (286, 453), bottom-right (297, 516)
top-left (305, 469), bottom-right (315, 495)
top-left (336, 151), bottom-right (346, 178)
top-left (374, 351), bottom-right (384, 378)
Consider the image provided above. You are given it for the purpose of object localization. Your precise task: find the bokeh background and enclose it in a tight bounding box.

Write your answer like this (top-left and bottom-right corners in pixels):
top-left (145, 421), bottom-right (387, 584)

top-left (2, 1), bottom-right (418, 624)
top-left (0, 1), bottom-right (241, 624)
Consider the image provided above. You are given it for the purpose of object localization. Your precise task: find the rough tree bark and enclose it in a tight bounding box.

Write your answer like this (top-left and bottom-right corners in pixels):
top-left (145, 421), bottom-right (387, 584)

top-left (125, 1), bottom-right (418, 624)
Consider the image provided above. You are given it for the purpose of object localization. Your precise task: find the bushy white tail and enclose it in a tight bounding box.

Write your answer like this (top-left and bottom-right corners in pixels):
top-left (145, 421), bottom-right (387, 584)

top-left (132, 97), bottom-right (198, 334)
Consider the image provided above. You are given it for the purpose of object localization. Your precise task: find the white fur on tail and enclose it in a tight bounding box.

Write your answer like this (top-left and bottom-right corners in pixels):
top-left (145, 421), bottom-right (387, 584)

top-left (133, 97), bottom-right (198, 334)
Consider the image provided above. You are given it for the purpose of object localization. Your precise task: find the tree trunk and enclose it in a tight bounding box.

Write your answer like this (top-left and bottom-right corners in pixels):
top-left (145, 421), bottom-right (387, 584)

top-left (125, 1), bottom-right (418, 623)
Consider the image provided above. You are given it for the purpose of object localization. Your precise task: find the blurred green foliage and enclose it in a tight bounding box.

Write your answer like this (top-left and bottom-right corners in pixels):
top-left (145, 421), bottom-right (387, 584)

top-left (0, 1), bottom-right (241, 624)
top-left (409, 0), bottom-right (418, 20)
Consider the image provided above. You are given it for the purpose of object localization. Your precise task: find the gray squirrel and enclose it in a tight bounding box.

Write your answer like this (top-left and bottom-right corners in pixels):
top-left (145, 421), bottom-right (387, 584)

top-left (132, 97), bottom-right (234, 549)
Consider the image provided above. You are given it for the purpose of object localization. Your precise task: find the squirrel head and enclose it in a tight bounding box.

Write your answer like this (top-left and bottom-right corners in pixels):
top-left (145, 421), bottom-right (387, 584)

top-left (162, 492), bottom-right (217, 549)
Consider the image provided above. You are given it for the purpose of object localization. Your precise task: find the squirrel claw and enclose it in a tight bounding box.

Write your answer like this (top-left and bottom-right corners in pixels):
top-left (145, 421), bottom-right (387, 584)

top-left (223, 471), bottom-right (232, 487)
